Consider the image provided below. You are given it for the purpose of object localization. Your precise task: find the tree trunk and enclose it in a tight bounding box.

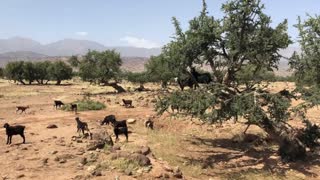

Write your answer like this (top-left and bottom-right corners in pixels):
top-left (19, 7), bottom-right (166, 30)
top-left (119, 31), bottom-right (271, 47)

top-left (19, 79), bottom-right (26, 85)
top-left (259, 118), bottom-right (306, 161)
top-left (161, 81), bottom-right (168, 89)
top-left (106, 82), bottom-right (126, 93)
top-left (56, 79), bottom-right (61, 85)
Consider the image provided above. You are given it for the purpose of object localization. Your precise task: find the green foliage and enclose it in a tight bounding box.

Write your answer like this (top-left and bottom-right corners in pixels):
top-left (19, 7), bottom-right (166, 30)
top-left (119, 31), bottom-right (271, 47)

top-left (145, 55), bottom-right (176, 87)
top-left (4, 61), bottom-right (26, 84)
top-left (76, 50), bottom-right (122, 85)
top-left (4, 60), bottom-right (72, 85)
top-left (236, 64), bottom-right (276, 86)
top-left (298, 120), bottom-right (320, 149)
top-left (62, 99), bottom-right (106, 111)
top-left (23, 62), bottom-right (37, 84)
top-left (125, 71), bottom-right (149, 85)
top-left (48, 61), bottom-right (73, 85)
top-left (33, 61), bottom-right (52, 84)
top-left (68, 55), bottom-right (80, 67)
top-left (289, 15), bottom-right (320, 86)
top-left (0, 67), bottom-right (4, 78)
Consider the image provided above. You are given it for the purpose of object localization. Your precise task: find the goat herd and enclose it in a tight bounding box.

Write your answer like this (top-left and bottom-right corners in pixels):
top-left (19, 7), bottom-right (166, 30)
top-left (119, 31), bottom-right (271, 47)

top-left (3, 99), bottom-right (154, 145)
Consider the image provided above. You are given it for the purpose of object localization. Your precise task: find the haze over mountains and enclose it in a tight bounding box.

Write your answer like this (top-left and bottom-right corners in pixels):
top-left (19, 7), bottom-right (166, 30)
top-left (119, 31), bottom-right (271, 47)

top-left (0, 37), bottom-right (161, 57)
top-left (0, 36), bottom-right (299, 75)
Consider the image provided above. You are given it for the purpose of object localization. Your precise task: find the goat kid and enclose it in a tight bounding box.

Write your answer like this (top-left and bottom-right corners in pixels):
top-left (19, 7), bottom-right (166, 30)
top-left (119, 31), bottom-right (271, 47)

top-left (16, 106), bottom-right (29, 114)
top-left (122, 99), bottom-right (133, 108)
top-left (71, 104), bottom-right (78, 114)
top-left (75, 117), bottom-right (92, 139)
top-left (54, 100), bottom-right (64, 109)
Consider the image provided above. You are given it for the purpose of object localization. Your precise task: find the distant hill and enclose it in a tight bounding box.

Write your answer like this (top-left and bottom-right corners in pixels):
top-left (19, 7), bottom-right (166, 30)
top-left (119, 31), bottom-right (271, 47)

top-left (0, 51), bottom-right (48, 67)
top-left (0, 37), bottom-right (161, 57)
top-left (0, 36), bottom-right (300, 75)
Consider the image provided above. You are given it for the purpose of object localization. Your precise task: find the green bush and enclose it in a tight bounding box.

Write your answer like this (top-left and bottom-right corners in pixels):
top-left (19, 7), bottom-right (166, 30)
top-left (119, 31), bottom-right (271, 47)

top-left (62, 99), bottom-right (106, 111)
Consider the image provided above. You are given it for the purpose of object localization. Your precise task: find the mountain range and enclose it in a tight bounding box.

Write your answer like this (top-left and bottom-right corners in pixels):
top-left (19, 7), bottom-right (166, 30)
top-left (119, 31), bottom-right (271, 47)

top-left (0, 37), bottom-right (161, 57)
top-left (0, 37), bottom-right (300, 75)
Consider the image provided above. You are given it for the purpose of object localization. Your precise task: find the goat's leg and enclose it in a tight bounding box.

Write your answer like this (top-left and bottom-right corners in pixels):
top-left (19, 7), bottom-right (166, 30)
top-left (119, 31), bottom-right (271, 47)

top-left (20, 134), bottom-right (25, 143)
top-left (114, 129), bottom-right (119, 142)
top-left (6, 135), bottom-right (9, 144)
top-left (9, 136), bottom-right (12, 144)
top-left (243, 124), bottom-right (251, 134)
top-left (125, 131), bottom-right (128, 142)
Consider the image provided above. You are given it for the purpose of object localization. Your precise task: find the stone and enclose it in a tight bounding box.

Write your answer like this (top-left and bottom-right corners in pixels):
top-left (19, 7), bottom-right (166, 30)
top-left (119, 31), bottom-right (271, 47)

top-left (80, 157), bottom-right (87, 165)
top-left (87, 165), bottom-right (97, 174)
top-left (87, 129), bottom-right (113, 151)
top-left (16, 165), bottom-right (25, 171)
top-left (163, 165), bottom-right (173, 172)
top-left (54, 156), bottom-right (60, 161)
top-left (141, 146), bottom-right (151, 155)
top-left (47, 124), bottom-right (58, 129)
top-left (16, 174), bottom-right (25, 179)
top-left (124, 169), bottom-right (132, 176)
top-left (111, 151), bottom-right (151, 166)
top-left (130, 153), bottom-right (151, 166)
top-left (143, 166), bottom-right (152, 173)
top-left (127, 118), bottom-right (136, 124)
top-left (51, 150), bottom-right (58, 155)
top-left (42, 158), bottom-right (49, 165)
top-left (21, 147), bottom-right (28, 150)
top-left (173, 166), bottom-right (183, 179)
top-left (59, 159), bottom-right (67, 163)
top-left (112, 144), bottom-right (121, 151)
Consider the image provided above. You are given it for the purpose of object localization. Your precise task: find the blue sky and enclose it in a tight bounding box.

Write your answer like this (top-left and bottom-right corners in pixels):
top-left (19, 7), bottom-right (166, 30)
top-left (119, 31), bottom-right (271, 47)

top-left (0, 0), bottom-right (319, 48)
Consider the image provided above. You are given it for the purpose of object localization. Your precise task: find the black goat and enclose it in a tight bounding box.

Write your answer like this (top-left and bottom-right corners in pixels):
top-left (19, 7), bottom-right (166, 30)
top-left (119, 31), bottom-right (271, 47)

top-left (171, 105), bottom-right (180, 113)
top-left (190, 67), bottom-right (212, 84)
top-left (101, 115), bottom-right (116, 125)
top-left (114, 127), bottom-right (128, 142)
top-left (177, 76), bottom-right (197, 91)
top-left (122, 99), bottom-right (133, 108)
top-left (144, 119), bottom-right (154, 130)
top-left (3, 123), bottom-right (25, 144)
top-left (278, 89), bottom-right (297, 100)
top-left (16, 106), bottom-right (29, 114)
top-left (71, 104), bottom-right (78, 114)
top-left (75, 117), bottom-right (91, 138)
top-left (54, 100), bottom-right (64, 109)
top-left (102, 116), bottom-right (128, 142)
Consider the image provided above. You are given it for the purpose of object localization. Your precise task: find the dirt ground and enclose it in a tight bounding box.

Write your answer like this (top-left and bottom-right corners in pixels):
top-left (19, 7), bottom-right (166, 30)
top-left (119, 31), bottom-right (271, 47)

top-left (0, 80), bottom-right (319, 180)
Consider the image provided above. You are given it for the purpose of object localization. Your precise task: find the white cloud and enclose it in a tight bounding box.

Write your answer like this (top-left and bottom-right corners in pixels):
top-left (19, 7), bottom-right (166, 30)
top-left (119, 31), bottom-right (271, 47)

top-left (75, 31), bottom-right (88, 36)
top-left (120, 36), bottom-right (160, 49)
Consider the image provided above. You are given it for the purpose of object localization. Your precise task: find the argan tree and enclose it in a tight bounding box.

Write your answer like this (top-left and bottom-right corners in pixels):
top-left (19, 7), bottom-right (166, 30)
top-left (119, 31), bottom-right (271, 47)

top-left (4, 61), bottom-right (26, 84)
top-left (155, 0), bottom-right (318, 160)
top-left (289, 14), bottom-right (320, 151)
top-left (0, 67), bottom-right (4, 78)
top-left (145, 55), bottom-right (177, 89)
top-left (33, 61), bottom-right (52, 84)
top-left (125, 71), bottom-right (150, 90)
top-left (47, 61), bottom-right (73, 85)
top-left (74, 50), bottom-right (126, 92)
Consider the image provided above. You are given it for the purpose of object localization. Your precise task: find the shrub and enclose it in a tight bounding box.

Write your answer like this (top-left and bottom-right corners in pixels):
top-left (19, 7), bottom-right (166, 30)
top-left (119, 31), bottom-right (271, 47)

top-left (62, 99), bottom-right (106, 111)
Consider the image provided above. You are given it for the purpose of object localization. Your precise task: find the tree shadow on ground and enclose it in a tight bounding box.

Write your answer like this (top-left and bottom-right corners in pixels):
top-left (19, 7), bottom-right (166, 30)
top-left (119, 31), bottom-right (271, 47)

top-left (183, 134), bottom-right (319, 178)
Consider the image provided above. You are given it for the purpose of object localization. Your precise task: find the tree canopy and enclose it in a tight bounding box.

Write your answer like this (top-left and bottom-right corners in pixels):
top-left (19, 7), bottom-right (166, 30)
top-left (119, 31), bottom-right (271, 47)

top-left (4, 60), bottom-right (72, 85)
top-left (155, 0), bottom-right (319, 161)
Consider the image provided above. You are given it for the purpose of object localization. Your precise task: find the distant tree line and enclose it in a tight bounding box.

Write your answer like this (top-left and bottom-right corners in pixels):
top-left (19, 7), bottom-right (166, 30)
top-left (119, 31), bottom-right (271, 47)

top-left (3, 60), bottom-right (73, 85)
